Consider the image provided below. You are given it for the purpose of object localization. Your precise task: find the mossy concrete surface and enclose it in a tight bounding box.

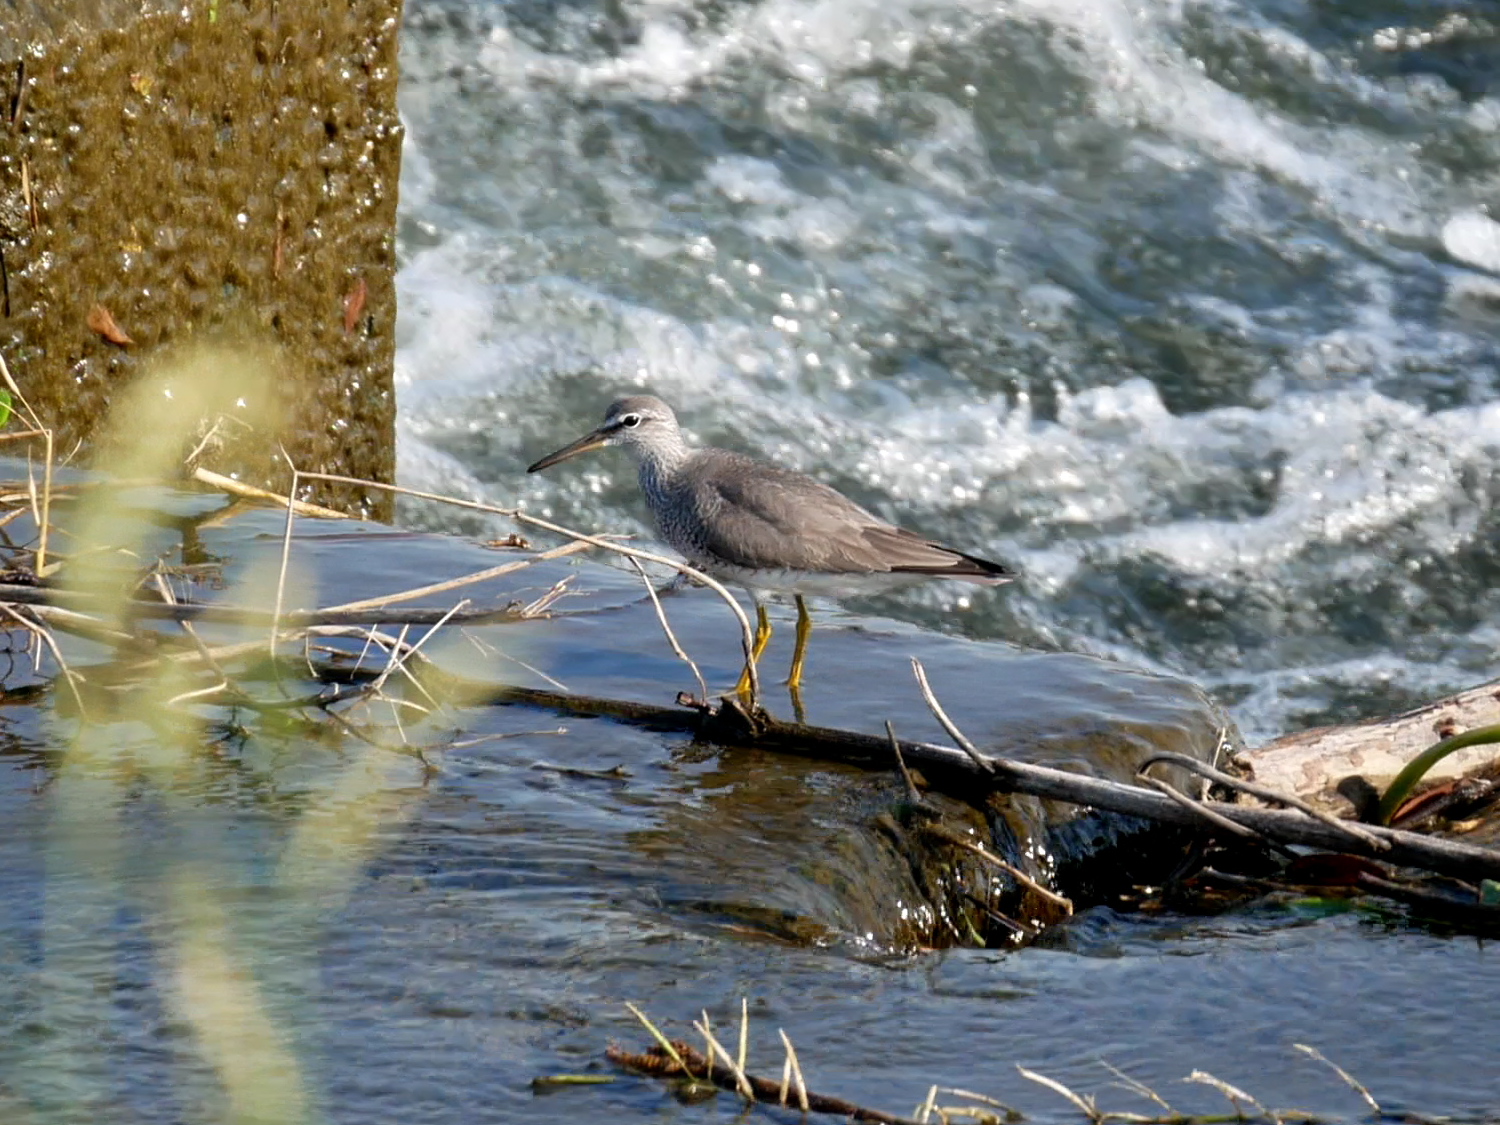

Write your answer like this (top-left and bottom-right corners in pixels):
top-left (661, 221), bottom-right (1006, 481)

top-left (0, 0), bottom-right (403, 515)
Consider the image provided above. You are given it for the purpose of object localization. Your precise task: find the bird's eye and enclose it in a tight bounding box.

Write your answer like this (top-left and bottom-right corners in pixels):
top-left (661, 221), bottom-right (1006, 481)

top-left (620, 414), bottom-right (642, 428)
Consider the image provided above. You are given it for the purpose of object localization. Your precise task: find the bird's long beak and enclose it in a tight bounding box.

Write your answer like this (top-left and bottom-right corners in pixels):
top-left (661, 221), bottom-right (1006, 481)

top-left (526, 426), bottom-right (612, 473)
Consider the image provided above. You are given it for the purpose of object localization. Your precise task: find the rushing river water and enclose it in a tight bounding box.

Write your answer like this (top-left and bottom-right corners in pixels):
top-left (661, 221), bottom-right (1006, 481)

top-left (8, 2), bottom-right (1500, 1123)
top-left (382, 0), bottom-right (1500, 1118)
top-left (396, 0), bottom-right (1500, 746)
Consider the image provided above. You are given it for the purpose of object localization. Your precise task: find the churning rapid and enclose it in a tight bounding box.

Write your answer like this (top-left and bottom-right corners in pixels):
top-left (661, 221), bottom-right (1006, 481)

top-left (393, 0), bottom-right (1500, 743)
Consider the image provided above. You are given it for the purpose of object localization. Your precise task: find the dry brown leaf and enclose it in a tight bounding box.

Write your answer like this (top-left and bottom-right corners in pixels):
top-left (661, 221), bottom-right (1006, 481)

top-left (87, 303), bottom-right (133, 346)
top-left (342, 276), bottom-right (367, 333)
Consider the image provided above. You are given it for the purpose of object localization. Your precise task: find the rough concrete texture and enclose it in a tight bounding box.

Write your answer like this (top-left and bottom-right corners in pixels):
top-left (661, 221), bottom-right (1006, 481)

top-left (0, 0), bottom-right (403, 515)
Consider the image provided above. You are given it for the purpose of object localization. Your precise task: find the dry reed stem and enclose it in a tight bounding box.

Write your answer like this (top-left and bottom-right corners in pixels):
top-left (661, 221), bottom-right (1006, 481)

top-left (1291, 1045), bottom-right (1379, 1114)
top-left (291, 470), bottom-right (763, 708)
top-left (693, 1012), bottom-right (754, 1100)
top-left (911, 659), bottom-right (995, 774)
top-left (1100, 1062), bottom-right (1176, 1114)
top-left (0, 583), bottom-right (546, 628)
top-left (1017, 1067), bottom-right (1104, 1122)
top-left (777, 1028), bottom-right (809, 1112)
top-left (27, 604), bottom-right (138, 648)
top-left (166, 680), bottom-right (234, 707)
top-left (916, 1086), bottom-right (1021, 1125)
top-left (737, 996), bottom-right (748, 1077)
top-left (268, 458), bottom-right (299, 669)
top-left (608, 1038), bottom-right (917, 1124)
top-left (1183, 1071), bottom-right (1276, 1121)
top-left (1139, 751), bottom-right (1388, 851)
top-left (0, 604), bottom-right (84, 717)
top-left (365, 602), bottom-right (466, 701)
top-left (920, 820), bottom-right (1073, 913)
top-left (626, 556), bottom-right (707, 702)
top-left (1137, 775), bottom-right (1268, 843)
top-left (0, 351), bottom-right (53, 574)
top-left (917, 1084), bottom-right (940, 1123)
top-left (191, 466), bottom-right (353, 520)
top-left (937, 1088), bottom-right (1022, 1122)
top-left (623, 1002), bottom-right (692, 1075)
top-left (320, 540), bottom-right (590, 614)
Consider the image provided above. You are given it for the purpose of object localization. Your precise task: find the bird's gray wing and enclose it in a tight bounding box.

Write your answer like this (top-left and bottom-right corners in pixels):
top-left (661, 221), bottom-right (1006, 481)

top-left (677, 451), bottom-right (994, 576)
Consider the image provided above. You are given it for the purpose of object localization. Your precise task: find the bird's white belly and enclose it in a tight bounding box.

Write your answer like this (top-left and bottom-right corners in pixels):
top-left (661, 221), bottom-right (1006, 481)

top-left (689, 560), bottom-right (929, 600)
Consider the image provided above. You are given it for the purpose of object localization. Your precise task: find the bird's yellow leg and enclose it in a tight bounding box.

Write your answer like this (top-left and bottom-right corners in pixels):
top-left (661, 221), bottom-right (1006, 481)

top-left (786, 595), bottom-right (813, 692)
top-left (734, 604), bottom-right (773, 697)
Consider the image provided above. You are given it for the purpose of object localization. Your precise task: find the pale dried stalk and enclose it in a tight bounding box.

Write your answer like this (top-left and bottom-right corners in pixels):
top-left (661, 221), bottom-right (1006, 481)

top-left (0, 353), bottom-right (54, 574)
top-left (1183, 1070), bottom-right (1267, 1118)
top-left (321, 539), bottom-right (590, 614)
top-left (626, 556), bottom-right (707, 702)
top-left (777, 1028), bottom-right (809, 1112)
top-left (292, 471), bottom-right (763, 707)
top-left (923, 821), bottom-right (1073, 913)
top-left (693, 1012), bottom-right (754, 1100)
top-left (1016, 1066), bottom-right (1101, 1122)
top-left (737, 996), bottom-right (748, 1077)
top-left (1292, 1045), bottom-right (1379, 1114)
top-left (0, 605), bottom-right (84, 718)
top-left (268, 459), bottom-right (300, 665)
top-left (624, 1002), bottom-right (690, 1075)
top-left (192, 466), bottom-right (354, 520)
top-left (911, 658), bottom-right (995, 774)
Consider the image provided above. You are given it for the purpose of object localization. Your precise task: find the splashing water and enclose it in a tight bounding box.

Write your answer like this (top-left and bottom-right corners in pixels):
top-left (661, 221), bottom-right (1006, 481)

top-left (395, 0), bottom-right (1500, 742)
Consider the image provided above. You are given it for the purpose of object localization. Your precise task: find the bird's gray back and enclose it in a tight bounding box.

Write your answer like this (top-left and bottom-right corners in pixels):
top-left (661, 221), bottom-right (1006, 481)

top-left (641, 448), bottom-right (975, 576)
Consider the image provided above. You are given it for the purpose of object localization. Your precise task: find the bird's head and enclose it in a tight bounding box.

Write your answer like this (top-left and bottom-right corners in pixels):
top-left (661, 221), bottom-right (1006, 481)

top-left (527, 395), bottom-right (681, 473)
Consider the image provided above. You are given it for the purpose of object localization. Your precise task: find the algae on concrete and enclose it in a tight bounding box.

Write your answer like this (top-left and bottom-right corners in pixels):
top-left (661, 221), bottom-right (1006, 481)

top-left (0, 0), bottom-right (404, 516)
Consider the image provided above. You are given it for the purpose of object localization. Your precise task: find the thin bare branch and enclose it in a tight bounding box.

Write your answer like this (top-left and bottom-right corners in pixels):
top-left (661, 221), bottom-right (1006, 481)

top-left (319, 539), bottom-right (590, 614)
top-left (910, 659), bottom-right (995, 774)
top-left (1137, 775), bottom-right (1269, 844)
top-left (1139, 751), bottom-right (1388, 851)
top-left (1291, 1045), bottom-right (1379, 1114)
top-left (291, 470), bottom-right (763, 708)
top-left (921, 820), bottom-right (1073, 913)
top-left (627, 556), bottom-right (707, 702)
top-left (193, 465), bottom-right (354, 520)
top-left (777, 1028), bottom-right (809, 1113)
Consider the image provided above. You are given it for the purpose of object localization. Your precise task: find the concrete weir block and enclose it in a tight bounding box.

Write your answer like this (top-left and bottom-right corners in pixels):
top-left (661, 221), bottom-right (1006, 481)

top-left (0, 0), bottom-right (403, 514)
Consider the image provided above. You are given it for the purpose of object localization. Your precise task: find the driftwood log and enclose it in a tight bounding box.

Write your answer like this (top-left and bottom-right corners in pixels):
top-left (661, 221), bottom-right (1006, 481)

top-left (1248, 678), bottom-right (1500, 804)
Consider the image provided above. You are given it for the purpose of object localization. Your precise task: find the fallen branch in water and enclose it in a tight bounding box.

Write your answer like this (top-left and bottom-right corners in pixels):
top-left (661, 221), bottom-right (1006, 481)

top-left (607, 1039), bottom-right (922, 1125)
top-left (5, 454), bottom-right (1499, 909)
top-left (400, 663), bottom-right (1500, 885)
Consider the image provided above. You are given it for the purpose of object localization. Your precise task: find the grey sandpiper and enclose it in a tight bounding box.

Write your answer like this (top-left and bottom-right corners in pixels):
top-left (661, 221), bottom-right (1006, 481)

top-left (527, 394), bottom-right (1015, 700)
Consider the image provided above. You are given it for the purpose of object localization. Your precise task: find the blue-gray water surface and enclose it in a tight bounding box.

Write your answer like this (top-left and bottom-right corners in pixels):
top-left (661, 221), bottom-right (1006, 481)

top-left (10, 0), bottom-right (1500, 1122)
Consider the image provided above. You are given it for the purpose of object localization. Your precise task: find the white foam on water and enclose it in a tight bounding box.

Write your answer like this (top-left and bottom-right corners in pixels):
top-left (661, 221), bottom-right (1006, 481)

top-left (1442, 211), bottom-right (1500, 273)
top-left (396, 0), bottom-right (1500, 739)
top-left (459, 0), bottom-right (1454, 246)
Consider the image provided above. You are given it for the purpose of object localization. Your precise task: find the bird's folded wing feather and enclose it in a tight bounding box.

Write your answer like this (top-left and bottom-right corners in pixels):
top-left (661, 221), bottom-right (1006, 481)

top-left (681, 452), bottom-right (979, 575)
